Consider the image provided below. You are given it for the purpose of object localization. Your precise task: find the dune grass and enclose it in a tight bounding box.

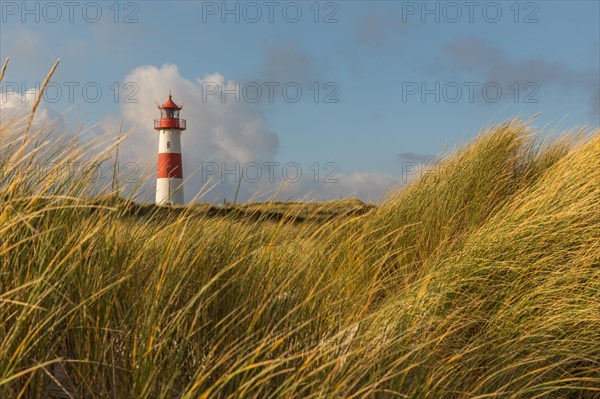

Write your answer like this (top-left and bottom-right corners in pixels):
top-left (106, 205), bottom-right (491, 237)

top-left (1, 93), bottom-right (599, 396)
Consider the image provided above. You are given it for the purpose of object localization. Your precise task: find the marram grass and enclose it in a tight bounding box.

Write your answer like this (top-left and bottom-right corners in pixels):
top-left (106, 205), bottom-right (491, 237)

top-left (1, 112), bottom-right (598, 398)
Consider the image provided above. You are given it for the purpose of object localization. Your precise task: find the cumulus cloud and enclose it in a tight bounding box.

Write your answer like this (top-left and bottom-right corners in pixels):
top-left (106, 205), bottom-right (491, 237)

top-left (0, 88), bottom-right (65, 132)
top-left (97, 63), bottom-right (404, 203)
top-left (218, 170), bottom-right (401, 204)
top-left (105, 63), bottom-right (278, 202)
top-left (292, 171), bottom-right (400, 202)
top-left (119, 64), bottom-right (279, 166)
top-left (0, 63), bottom-right (403, 203)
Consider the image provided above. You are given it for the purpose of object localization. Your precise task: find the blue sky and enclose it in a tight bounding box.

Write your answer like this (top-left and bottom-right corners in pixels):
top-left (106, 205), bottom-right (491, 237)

top-left (1, 1), bottom-right (599, 202)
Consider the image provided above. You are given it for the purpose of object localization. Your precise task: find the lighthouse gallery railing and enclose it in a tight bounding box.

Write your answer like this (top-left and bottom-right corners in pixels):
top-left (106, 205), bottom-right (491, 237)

top-left (154, 119), bottom-right (186, 130)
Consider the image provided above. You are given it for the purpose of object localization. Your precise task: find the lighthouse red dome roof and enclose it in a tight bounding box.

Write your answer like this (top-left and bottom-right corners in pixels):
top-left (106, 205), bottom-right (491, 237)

top-left (159, 94), bottom-right (182, 110)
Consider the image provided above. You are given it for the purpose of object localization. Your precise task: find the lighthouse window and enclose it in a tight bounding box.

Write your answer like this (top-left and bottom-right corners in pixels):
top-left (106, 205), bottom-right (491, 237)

top-left (167, 141), bottom-right (171, 149)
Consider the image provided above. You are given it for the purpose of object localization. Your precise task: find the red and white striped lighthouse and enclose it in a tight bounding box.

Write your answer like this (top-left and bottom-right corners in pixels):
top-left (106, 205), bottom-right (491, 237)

top-left (154, 93), bottom-right (186, 205)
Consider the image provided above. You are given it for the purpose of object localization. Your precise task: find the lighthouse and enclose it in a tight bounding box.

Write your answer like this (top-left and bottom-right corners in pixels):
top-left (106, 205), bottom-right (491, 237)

top-left (154, 93), bottom-right (186, 205)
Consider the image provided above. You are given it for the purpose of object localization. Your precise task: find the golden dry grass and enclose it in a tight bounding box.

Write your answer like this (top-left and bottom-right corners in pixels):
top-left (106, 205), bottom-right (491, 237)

top-left (0, 64), bottom-right (598, 398)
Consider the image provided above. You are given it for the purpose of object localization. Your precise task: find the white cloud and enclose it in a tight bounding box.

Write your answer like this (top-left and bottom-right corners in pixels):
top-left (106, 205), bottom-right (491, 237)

top-left (0, 88), bottom-right (65, 132)
top-left (1, 63), bottom-right (402, 203)
top-left (121, 64), bottom-right (279, 163)
top-left (108, 63), bottom-right (278, 201)
top-left (276, 171), bottom-right (401, 202)
top-left (101, 63), bottom-right (402, 203)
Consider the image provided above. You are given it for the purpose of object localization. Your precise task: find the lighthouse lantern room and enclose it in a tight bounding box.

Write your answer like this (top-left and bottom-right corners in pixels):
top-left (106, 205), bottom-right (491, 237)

top-left (154, 93), bottom-right (186, 205)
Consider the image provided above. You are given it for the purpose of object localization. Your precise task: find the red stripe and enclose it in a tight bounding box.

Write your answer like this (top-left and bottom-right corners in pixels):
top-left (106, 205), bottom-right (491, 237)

top-left (157, 153), bottom-right (183, 179)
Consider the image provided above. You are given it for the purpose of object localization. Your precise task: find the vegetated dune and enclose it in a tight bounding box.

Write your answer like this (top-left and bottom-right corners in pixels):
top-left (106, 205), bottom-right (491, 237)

top-left (1, 115), bottom-right (598, 398)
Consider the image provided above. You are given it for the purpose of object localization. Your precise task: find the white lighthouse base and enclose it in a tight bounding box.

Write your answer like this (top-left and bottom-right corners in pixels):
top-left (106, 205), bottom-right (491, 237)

top-left (156, 178), bottom-right (184, 205)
